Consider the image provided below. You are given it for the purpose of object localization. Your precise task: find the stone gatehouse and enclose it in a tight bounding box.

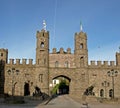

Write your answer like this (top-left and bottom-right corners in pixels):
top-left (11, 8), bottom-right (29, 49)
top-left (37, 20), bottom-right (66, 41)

top-left (0, 22), bottom-right (120, 99)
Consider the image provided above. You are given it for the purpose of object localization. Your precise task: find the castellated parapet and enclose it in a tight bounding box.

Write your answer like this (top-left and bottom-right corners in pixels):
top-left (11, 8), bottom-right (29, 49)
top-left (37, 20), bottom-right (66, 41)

top-left (36, 30), bottom-right (49, 38)
top-left (8, 58), bottom-right (33, 65)
top-left (89, 60), bottom-right (116, 67)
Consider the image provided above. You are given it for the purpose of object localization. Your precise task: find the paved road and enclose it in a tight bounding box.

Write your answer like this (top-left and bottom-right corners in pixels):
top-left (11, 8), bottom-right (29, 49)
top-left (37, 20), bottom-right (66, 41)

top-left (36, 95), bottom-right (120, 108)
top-left (36, 95), bottom-right (82, 108)
top-left (0, 95), bottom-right (120, 108)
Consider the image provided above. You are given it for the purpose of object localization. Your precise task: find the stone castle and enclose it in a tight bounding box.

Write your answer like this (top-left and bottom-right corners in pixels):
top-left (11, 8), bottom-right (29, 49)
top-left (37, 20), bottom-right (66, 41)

top-left (0, 21), bottom-right (120, 99)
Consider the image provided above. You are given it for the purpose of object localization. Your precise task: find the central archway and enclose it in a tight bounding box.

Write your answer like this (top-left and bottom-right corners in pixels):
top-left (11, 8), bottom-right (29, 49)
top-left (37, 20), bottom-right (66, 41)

top-left (52, 75), bottom-right (71, 95)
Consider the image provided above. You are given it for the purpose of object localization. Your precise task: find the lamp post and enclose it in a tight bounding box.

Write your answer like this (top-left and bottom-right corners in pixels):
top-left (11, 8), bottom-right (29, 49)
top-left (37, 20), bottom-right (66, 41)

top-left (7, 68), bottom-right (19, 96)
top-left (107, 69), bottom-right (118, 99)
top-left (101, 81), bottom-right (109, 98)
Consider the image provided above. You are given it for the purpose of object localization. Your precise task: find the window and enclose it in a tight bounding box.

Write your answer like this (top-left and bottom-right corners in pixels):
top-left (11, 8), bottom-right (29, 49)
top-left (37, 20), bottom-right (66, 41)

top-left (65, 61), bottom-right (69, 67)
top-left (1, 53), bottom-right (3, 57)
top-left (55, 61), bottom-right (59, 67)
top-left (80, 43), bottom-right (83, 49)
top-left (80, 57), bottom-right (84, 67)
top-left (100, 89), bottom-right (104, 97)
top-left (40, 42), bottom-right (44, 48)
top-left (38, 59), bottom-right (40, 65)
top-left (109, 89), bottom-right (113, 98)
top-left (39, 74), bottom-right (43, 83)
top-left (44, 58), bottom-right (46, 65)
top-left (43, 33), bottom-right (44, 37)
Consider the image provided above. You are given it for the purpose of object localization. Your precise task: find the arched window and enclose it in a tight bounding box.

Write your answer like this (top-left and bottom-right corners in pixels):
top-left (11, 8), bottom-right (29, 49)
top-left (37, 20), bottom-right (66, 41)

top-left (80, 57), bottom-right (84, 67)
top-left (100, 89), bottom-right (104, 97)
top-left (80, 43), bottom-right (83, 49)
top-left (40, 42), bottom-right (44, 48)
top-left (39, 74), bottom-right (43, 83)
top-left (1, 53), bottom-right (3, 57)
top-left (55, 61), bottom-right (59, 67)
top-left (44, 58), bottom-right (46, 65)
top-left (43, 33), bottom-right (44, 37)
top-left (65, 61), bottom-right (69, 67)
top-left (109, 89), bottom-right (113, 98)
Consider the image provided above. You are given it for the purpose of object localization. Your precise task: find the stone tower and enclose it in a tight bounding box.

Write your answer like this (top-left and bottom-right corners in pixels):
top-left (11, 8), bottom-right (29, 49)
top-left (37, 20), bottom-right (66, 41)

top-left (116, 52), bottom-right (120, 66)
top-left (0, 49), bottom-right (8, 95)
top-left (35, 21), bottom-right (49, 94)
top-left (74, 31), bottom-right (88, 67)
top-left (0, 48), bottom-right (8, 63)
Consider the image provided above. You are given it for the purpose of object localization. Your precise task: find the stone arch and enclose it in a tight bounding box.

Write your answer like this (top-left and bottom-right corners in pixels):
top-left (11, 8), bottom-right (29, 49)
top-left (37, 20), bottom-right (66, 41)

top-left (53, 75), bottom-right (71, 81)
top-left (14, 82), bottom-right (20, 96)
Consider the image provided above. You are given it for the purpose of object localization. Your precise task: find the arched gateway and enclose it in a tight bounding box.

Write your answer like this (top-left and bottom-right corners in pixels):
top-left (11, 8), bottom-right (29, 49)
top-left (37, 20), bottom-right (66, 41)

top-left (52, 75), bottom-right (71, 94)
top-left (48, 67), bottom-right (88, 97)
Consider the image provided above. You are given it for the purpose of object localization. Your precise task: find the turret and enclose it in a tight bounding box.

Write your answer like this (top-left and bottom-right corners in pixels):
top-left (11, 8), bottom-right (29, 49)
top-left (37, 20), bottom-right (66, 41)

top-left (0, 48), bottom-right (8, 64)
top-left (74, 27), bottom-right (88, 67)
top-left (35, 20), bottom-right (49, 95)
top-left (116, 52), bottom-right (120, 66)
top-left (0, 48), bottom-right (8, 95)
top-left (36, 21), bottom-right (49, 67)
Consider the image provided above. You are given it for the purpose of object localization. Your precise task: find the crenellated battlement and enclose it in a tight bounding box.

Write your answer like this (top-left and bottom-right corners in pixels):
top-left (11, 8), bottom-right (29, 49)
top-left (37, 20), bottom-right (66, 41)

top-left (36, 30), bottom-right (49, 38)
top-left (89, 60), bottom-right (116, 67)
top-left (51, 47), bottom-right (71, 54)
top-left (8, 58), bottom-right (33, 65)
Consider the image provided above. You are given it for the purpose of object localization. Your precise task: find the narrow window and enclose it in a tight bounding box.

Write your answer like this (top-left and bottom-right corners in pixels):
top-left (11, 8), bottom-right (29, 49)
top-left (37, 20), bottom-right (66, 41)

top-left (43, 33), bottom-right (44, 37)
top-left (55, 61), bottom-right (59, 67)
top-left (39, 74), bottom-right (43, 83)
top-left (40, 42), bottom-right (44, 48)
top-left (80, 57), bottom-right (84, 67)
top-left (100, 89), bottom-right (104, 97)
top-left (44, 58), bottom-right (46, 65)
top-left (65, 61), bottom-right (69, 67)
top-left (38, 59), bottom-right (40, 65)
top-left (109, 89), bottom-right (113, 98)
top-left (1, 53), bottom-right (3, 57)
top-left (80, 43), bottom-right (83, 49)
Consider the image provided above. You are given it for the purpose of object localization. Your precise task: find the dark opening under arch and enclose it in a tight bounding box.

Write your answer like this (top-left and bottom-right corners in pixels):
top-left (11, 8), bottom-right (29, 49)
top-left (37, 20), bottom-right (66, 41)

top-left (24, 82), bottom-right (30, 96)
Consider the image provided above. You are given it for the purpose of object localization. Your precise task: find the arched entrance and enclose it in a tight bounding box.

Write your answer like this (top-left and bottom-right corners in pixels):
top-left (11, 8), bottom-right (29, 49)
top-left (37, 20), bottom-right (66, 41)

top-left (51, 75), bottom-right (71, 95)
top-left (109, 89), bottom-right (113, 98)
top-left (100, 89), bottom-right (104, 97)
top-left (24, 82), bottom-right (30, 96)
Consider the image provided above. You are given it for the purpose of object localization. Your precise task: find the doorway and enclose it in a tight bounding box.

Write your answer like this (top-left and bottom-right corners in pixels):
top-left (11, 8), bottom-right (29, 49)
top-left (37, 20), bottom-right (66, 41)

top-left (24, 82), bottom-right (30, 96)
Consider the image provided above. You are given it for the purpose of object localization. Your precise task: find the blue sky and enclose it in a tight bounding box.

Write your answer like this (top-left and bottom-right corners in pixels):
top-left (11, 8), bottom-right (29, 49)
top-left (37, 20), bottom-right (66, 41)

top-left (0, 0), bottom-right (120, 63)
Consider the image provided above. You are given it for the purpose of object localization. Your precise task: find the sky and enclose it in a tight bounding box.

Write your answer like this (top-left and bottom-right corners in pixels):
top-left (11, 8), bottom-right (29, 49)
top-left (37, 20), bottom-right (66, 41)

top-left (0, 0), bottom-right (120, 63)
